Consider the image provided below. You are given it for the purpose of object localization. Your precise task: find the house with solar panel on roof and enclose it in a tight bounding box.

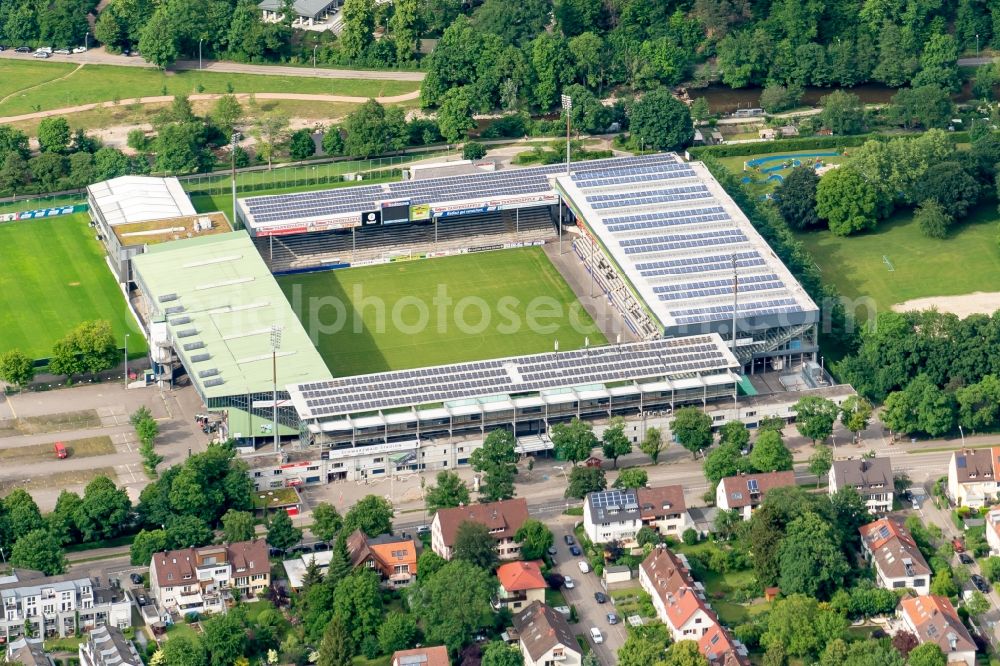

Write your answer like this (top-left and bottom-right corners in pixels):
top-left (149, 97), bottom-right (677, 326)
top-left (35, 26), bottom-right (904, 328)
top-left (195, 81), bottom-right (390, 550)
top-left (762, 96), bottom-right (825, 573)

top-left (948, 448), bottom-right (1000, 507)
top-left (859, 517), bottom-right (931, 595)
top-left (583, 486), bottom-right (691, 544)
top-left (716, 471), bottom-right (796, 520)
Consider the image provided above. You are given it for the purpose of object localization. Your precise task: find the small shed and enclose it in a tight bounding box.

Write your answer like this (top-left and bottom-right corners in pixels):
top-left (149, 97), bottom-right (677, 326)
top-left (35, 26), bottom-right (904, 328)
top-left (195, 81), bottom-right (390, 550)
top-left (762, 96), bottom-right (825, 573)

top-left (765, 586), bottom-right (781, 602)
top-left (758, 128), bottom-right (777, 140)
top-left (779, 125), bottom-right (799, 137)
top-left (603, 565), bottom-right (633, 590)
top-left (584, 456), bottom-right (603, 468)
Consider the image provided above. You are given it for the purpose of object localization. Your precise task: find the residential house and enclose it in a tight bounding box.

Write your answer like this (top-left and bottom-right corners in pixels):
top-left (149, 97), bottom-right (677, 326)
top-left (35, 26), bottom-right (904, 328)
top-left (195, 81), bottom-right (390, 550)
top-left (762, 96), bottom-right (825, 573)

top-left (638, 485), bottom-right (693, 536)
top-left (830, 457), bottom-right (894, 513)
top-left (859, 518), bottom-right (931, 595)
top-left (639, 546), bottom-right (749, 666)
top-left (431, 499), bottom-right (528, 560)
top-left (7, 637), bottom-right (50, 666)
top-left (346, 530), bottom-right (418, 588)
top-left (987, 510), bottom-right (1000, 555)
top-left (715, 471), bottom-right (796, 520)
top-left (78, 626), bottom-right (141, 666)
top-left (0, 570), bottom-right (131, 641)
top-left (493, 561), bottom-right (547, 612)
top-left (258, 0), bottom-right (340, 26)
top-left (149, 540), bottom-right (270, 615)
top-left (390, 646), bottom-right (450, 666)
top-left (948, 448), bottom-right (1000, 507)
top-left (512, 601), bottom-right (582, 666)
top-left (583, 488), bottom-right (642, 544)
top-left (899, 596), bottom-right (976, 666)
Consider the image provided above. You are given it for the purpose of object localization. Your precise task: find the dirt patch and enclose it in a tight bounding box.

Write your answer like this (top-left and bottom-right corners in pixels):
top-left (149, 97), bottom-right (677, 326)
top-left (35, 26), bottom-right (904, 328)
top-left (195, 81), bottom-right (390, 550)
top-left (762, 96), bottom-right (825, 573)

top-left (892, 292), bottom-right (1000, 318)
top-left (0, 435), bottom-right (114, 462)
top-left (0, 466), bottom-right (116, 494)
top-left (67, 281), bottom-right (80, 286)
top-left (0, 409), bottom-right (102, 437)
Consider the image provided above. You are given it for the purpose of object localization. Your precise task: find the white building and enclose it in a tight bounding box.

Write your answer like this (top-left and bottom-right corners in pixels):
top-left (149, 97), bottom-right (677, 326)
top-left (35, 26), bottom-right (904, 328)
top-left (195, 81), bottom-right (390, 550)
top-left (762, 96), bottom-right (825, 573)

top-left (715, 471), bottom-right (796, 520)
top-left (829, 457), bottom-right (893, 513)
top-left (431, 499), bottom-right (528, 561)
top-left (584, 486), bottom-right (692, 544)
top-left (859, 518), bottom-right (931, 596)
top-left (149, 540), bottom-right (270, 615)
top-left (948, 448), bottom-right (1000, 507)
top-left (0, 571), bottom-right (131, 641)
top-left (512, 602), bottom-right (582, 666)
top-left (78, 626), bottom-right (141, 666)
top-left (899, 596), bottom-right (976, 666)
top-left (986, 510), bottom-right (1000, 555)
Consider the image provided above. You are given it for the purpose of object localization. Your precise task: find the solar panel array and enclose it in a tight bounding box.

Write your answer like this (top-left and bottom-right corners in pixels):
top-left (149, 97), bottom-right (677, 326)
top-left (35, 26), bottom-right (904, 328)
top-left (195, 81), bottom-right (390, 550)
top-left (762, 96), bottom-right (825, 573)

top-left (242, 153), bottom-right (685, 227)
top-left (288, 335), bottom-right (736, 419)
top-left (567, 159), bottom-right (813, 328)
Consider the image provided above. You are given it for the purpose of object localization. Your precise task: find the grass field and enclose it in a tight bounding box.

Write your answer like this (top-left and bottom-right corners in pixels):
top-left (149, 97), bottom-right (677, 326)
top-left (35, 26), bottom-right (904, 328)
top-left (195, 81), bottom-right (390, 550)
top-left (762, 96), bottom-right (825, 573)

top-left (0, 435), bottom-right (114, 462)
top-left (796, 202), bottom-right (1000, 310)
top-left (277, 247), bottom-right (607, 377)
top-left (0, 60), bottom-right (420, 116)
top-left (0, 213), bottom-right (145, 359)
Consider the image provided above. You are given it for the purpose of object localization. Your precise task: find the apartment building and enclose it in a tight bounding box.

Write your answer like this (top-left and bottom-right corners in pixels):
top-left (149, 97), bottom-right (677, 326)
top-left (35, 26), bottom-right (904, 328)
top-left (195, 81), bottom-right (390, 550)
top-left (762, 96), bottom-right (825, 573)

top-left (78, 626), bottom-right (141, 666)
top-left (859, 518), bottom-right (931, 595)
top-left (431, 499), bottom-right (528, 560)
top-left (0, 571), bottom-right (131, 641)
top-left (716, 471), bottom-right (796, 520)
top-left (829, 457), bottom-right (893, 513)
top-left (149, 540), bottom-right (270, 615)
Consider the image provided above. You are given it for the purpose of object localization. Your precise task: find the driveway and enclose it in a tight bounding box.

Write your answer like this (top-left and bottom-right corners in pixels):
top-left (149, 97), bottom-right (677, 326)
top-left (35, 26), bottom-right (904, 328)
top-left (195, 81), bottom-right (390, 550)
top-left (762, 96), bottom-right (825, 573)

top-left (549, 520), bottom-right (626, 666)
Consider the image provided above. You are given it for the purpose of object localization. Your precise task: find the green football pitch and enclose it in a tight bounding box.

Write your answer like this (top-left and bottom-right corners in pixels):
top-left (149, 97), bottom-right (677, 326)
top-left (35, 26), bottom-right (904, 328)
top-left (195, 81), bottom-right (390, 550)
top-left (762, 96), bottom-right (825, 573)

top-left (277, 247), bottom-right (608, 377)
top-left (0, 213), bottom-right (145, 360)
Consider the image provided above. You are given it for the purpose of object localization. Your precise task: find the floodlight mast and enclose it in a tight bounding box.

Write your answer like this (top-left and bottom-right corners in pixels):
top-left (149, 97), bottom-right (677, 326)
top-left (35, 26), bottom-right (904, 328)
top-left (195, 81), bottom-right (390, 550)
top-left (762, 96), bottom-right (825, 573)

top-left (271, 325), bottom-right (282, 452)
top-left (731, 254), bottom-right (738, 359)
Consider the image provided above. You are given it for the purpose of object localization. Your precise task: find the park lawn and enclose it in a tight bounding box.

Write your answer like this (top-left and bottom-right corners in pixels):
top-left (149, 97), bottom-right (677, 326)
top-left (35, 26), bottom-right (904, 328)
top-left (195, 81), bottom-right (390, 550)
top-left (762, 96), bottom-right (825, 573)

top-left (0, 213), bottom-right (145, 359)
top-left (716, 148), bottom-right (847, 197)
top-left (796, 202), bottom-right (1000, 311)
top-left (0, 61), bottom-right (420, 116)
top-left (0, 59), bottom-right (76, 100)
top-left (277, 247), bottom-right (607, 377)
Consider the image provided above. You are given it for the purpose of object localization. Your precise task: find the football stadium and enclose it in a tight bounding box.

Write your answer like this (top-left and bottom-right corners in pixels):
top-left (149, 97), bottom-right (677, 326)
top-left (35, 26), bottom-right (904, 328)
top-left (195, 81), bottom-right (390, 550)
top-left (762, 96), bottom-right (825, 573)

top-left (120, 152), bottom-right (841, 484)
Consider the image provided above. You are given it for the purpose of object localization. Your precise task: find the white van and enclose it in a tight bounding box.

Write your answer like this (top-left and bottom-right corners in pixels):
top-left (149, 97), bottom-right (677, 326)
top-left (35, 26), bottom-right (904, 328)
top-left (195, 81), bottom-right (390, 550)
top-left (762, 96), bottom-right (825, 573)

top-left (578, 560), bottom-right (591, 574)
top-left (590, 627), bottom-right (604, 644)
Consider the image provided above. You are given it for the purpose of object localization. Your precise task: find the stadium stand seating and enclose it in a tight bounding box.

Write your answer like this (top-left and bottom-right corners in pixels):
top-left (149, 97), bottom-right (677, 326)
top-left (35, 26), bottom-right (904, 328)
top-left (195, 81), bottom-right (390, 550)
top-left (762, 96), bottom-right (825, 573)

top-left (574, 234), bottom-right (660, 340)
top-left (255, 209), bottom-right (557, 272)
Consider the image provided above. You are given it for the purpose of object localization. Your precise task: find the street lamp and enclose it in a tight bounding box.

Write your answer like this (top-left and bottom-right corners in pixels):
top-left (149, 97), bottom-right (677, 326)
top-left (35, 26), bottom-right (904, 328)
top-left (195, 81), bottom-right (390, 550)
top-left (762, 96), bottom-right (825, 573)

top-left (123, 333), bottom-right (130, 389)
top-left (313, 44), bottom-right (319, 71)
top-left (977, 34), bottom-right (980, 59)
top-left (199, 38), bottom-right (204, 70)
top-left (231, 132), bottom-right (240, 228)
top-left (959, 424), bottom-right (966, 448)
top-left (271, 325), bottom-right (282, 453)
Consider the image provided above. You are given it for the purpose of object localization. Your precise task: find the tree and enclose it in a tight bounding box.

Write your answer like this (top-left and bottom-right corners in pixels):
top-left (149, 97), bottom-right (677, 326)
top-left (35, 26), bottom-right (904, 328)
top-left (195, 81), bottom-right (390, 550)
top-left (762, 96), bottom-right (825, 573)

top-left (310, 503), bottom-right (343, 543)
top-left (840, 395), bottom-right (873, 443)
top-left (463, 142), bottom-right (487, 160)
top-left (515, 519), bottom-right (553, 560)
top-left (816, 165), bottom-right (882, 236)
top-left (759, 83), bottom-right (802, 113)
top-left (410, 559), bottom-right (495, 652)
top-left (437, 86), bottom-right (476, 143)
top-left (793, 396), bottom-right (839, 444)
top-left (614, 467), bottom-right (648, 489)
top-left (561, 462), bottom-right (607, 499)
top-left (957, 376), bottom-right (1000, 431)
top-left (161, 635), bottom-right (207, 666)
top-left (704, 442), bottom-right (749, 487)
top-left (0, 153), bottom-right (29, 196)
top-left (48, 490), bottom-right (82, 546)
top-left (472, 0), bottom-right (550, 45)
top-left (0, 350), bottom-right (34, 388)
top-left (94, 147), bottom-right (130, 180)
top-left (761, 594), bottom-right (847, 658)
top-left (690, 97), bottom-right (710, 122)
top-left (982, 556), bottom-right (1000, 582)
top-left (930, 569), bottom-right (957, 597)
top-left (156, 122), bottom-right (209, 174)
top-left (253, 113), bottom-right (290, 170)
top-left (288, 129), bottom-right (316, 160)
top-left (966, 590), bottom-right (990, 616)
top-left (749, 430), bottom-right (793, 472)
top-left (601, 417), bottom-right (632, 468)
top-left (889, 85), bottom-right (953, 130)
top-left (389, 0), bottom-right (420, 62)
top-left (317, 616), bottom-right (353, 666)
top-left (552, 418), bottom-right (598, 465)
top-left (641, 426), bottom-right (665, 464)
top-left (470, 430), bottom-right (519, 502)
top-left (453, 521), bottom-right (498, 570)
top-left (661, 640), bottom-right (709, 666)
top-left (202, 608), bottom-right (249, 666)
top-left (778, 512), bottom-right (850, 598)
top-left (267, 510), bottom-right (302, 551)
top-left (774, 166), bottom-right (821, 230)
top-left (891, 630), bottom-right (918, 658)
top-left (137, 8), bottom-right (180, 68)
top-left (906, 643), bottom-right (946, 666)
top-left (628, 88), bottom-right (694, 152)
top-left (808, 444), bottom-right (833, 484)
top-left (671, 407), bottom-right (713, 458)
top-left (67, 152), bottom-right (96, 189)
top-left (29, 153), bottom-right (66, 191)
top-left (10, 529), bottom-right (65, 575)
top-left (211, 94), bottom-right (243, 135)
top-left (75, 476), bottom-right (131, 542)
top-left (341, 0), bottom-right (375, 60)
top-left (342, 495), bottom-right (393, 536)
top-left (5, 489), bottom-right (43, 540)
top-left (37, 117), bottom-right (71, 154)
top-left (166, 515), bottom-right (214, 549)
top-left (343, 99), bottom-right (408, 158)
top-left (481, 640), bottom-right (524, 666)
top-left (130, 528), bottom-right (169, 565)
top-left (322, 127), bottom-right (345, 156)
top-left (418, 549), bottom-right (446, 579)
top-left (0, 126), bottom-right (30, 161)
top-left (221, 509), bottom-right (256, 543)
top-left (617, 633), bottom-right (667, 666)
top-left (917, 161), bottom-right (981, 221)
top-left (425, 471), bottom-right (470, 514)
top-left (378, 611), bottom-right (417, 655)
top-left (327, 533), bottom-right (353, 584)
top-left (333, 569), bottom-right (382, 647)
top-left (819, 90), bottom-right (865, 135)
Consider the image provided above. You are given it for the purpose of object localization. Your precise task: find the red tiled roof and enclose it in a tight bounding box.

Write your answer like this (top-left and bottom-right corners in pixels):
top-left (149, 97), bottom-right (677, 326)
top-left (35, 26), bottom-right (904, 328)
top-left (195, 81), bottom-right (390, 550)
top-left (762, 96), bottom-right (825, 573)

top-left (434, 499), bottom-right (528, 548)
top-left (699, 625), bottom-right (750, 666)
top-left (719, 471), bottom-right (796, 508)
top-left (637, 485), bottom-right (686, 519)
top-left (901, 595), bottom-right (976, 656)
top-left (151, 539), bottom-right (268, 585)
top-left (391, 646), bottom-right (450, 666)
top-left (497, 561), bottom-right (546, 592)
top-left (859, 518), bottom-right (931, 580)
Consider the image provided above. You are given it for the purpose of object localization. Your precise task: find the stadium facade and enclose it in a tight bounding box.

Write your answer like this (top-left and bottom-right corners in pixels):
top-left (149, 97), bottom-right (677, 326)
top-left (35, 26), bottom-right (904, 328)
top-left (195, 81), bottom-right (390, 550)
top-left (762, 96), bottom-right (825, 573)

top-left (126, 153), bottom-right (838, 481)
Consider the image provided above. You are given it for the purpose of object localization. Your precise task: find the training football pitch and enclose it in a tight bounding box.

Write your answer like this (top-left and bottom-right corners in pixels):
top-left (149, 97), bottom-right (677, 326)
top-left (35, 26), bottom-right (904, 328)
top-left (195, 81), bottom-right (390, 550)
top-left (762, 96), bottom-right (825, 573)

top-left (0, 213), bottom-right (144, 360)
top-left (277, 247), bottom-right (607, 377)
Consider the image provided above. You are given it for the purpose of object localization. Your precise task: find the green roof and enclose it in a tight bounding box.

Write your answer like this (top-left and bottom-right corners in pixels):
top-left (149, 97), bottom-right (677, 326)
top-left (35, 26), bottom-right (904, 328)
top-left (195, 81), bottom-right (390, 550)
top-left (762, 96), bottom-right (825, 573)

top-left (252, 487), bottom-right (301, 509)
top-left (132, 231), bottom-right (330, 400)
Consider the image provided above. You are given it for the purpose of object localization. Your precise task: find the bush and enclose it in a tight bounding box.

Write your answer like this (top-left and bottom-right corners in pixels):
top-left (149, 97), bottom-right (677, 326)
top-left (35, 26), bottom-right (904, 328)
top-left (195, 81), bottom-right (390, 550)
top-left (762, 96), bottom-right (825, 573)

top-left (126, 129), bottom-right (147, 152)
top-left (463, 142), bottom-right (487, 160)
top-left (481, 114), bottom-right (529, 139)
top-left (682, 528), bottom-right (699, 546)
top-left (184, 612), bottom-right (200, 623)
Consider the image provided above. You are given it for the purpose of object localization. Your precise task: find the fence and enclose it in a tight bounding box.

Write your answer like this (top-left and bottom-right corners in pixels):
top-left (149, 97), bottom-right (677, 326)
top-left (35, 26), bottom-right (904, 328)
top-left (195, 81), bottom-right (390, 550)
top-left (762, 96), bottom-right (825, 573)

top-left (0, 192), bottom-right (87, 216)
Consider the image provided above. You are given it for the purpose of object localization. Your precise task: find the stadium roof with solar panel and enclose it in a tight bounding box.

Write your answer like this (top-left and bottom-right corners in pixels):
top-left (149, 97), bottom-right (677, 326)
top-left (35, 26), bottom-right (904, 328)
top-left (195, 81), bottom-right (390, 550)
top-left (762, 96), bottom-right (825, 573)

top-left (288, 334), bottom-right (740, 430)
top-left (554, 156), bottom-right (818, 341)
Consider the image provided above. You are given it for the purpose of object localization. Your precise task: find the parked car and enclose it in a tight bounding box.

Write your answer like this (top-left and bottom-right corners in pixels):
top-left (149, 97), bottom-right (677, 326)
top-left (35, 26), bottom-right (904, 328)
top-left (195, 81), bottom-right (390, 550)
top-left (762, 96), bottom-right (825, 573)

top-left (563, 576), bottom-right (575, 589)
top-left (959, 553), bottom-right (975, 565)
top-left (54, 442), bottom-right (67, 459)
top-left (54, 48), bottom-right (71, 55)
top-left (607, 612), bottom-right (619, 625)
top-left (72, 46), bottom-right (87, 53)
top-left (136, 594), bottom-right (148, 606)
top-left (578, 560), bottom-right (591, 574)
top-left (416, 525), bottom-right (430, 535)
top-left (953, 538), bottom-right (966, 553)
top-left (32, 51), bottom-right (49, 59)
top-left (269, 547), bottom-right (285, 557)
top-left (590, 628), bottom-right (603, 644)
top-left (569, 545), bottom-right (582, 557)
top-left (36, 46), bottom-right (52, 53)
top-left (312, 542), bottom-right (330, 552)
top-left (564, 534), bottom-right (575, 546)
top-left (972, 574), bottom-right (990, 593)
top-left (291, 544), bottom-right (313, 555)
top-left (129, 573), bottom-right (143, 585)
top-left (594, 592), bottom-right (607, 604)
top-left (15, 46), bottom-right (31, 53)
top-left (547, 546), bottom-right (558, 557)
top-left (0, 46), bottom-right (6, 52)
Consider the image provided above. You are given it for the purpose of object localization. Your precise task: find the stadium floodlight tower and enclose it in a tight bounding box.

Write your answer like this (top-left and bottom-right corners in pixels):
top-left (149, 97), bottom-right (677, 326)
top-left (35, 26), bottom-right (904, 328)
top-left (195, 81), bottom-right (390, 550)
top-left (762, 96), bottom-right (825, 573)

top-left (270, 325), bottom-right (282, 452)
top-left (559, 93), bottom-right (573, 254)
top-left (231, 133), bottom-right (240, 228)
top-left (731, 254), bottom-right (739, 358)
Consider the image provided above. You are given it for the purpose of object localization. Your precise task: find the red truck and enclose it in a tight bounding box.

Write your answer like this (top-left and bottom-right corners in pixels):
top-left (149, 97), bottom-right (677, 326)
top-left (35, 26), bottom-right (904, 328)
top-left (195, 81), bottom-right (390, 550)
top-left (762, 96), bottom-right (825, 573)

top-left (54, 442), bottom-right (67, 459)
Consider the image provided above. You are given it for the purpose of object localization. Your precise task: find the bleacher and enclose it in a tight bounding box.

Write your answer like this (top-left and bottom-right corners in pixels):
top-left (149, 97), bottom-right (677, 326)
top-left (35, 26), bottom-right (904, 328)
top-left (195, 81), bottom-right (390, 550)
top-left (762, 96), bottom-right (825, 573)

top-left (255, 209), bottom-right (557, 273)
top-left (574, 234), bottom-right (660, 340)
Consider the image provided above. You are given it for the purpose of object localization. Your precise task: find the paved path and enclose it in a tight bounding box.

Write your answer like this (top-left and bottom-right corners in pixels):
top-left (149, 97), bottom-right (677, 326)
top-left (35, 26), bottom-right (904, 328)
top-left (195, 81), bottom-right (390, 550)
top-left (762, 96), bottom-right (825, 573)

top-left (0, 90), bottom-right (421, 125)
top-left (0, 48), bottom-right (425, 81)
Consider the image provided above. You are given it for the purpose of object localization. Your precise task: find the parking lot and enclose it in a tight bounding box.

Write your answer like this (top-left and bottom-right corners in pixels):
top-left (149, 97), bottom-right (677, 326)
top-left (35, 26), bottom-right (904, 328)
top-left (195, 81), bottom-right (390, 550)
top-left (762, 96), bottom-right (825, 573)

top-left (547, 516), bottom-right (627, 666)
